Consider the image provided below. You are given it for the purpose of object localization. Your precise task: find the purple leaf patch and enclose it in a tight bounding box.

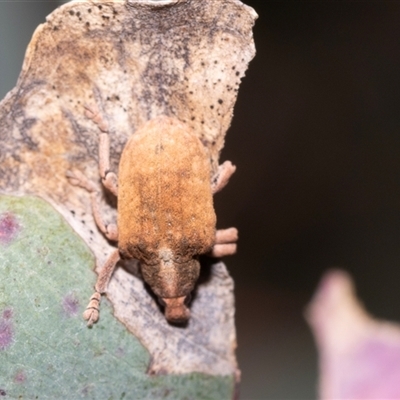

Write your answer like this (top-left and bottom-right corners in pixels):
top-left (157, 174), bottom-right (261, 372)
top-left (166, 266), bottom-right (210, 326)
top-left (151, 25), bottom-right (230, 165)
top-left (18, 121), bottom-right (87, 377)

top-left (62, 293), bottom-right (79, 317)
top-left (0, 308), bottom-right (14, 351)
top-left (0, 213), bottom-right (20, 245)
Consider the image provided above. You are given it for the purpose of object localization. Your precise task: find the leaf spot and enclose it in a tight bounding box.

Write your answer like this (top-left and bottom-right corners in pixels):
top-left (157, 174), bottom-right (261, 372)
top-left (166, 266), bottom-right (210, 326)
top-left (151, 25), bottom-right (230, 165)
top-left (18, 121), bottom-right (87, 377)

top-left (14, 370), bottom-right (26, 384)
top-left (0, 308), bottom-right (14, 351)
top-left (2, 309), bottom-right (12, 320)
top-left (116, 347), bottom-right (125, 358)
top-left (0, 213), bottom-right (20, 245)
top-left (62, 294), bottom-right (80, 317)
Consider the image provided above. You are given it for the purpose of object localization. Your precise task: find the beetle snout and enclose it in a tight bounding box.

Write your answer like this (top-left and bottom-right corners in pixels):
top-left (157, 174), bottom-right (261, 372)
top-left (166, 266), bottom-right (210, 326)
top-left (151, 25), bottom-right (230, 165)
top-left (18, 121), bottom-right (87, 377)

top-left (162, 296), bottom-right (190, 323)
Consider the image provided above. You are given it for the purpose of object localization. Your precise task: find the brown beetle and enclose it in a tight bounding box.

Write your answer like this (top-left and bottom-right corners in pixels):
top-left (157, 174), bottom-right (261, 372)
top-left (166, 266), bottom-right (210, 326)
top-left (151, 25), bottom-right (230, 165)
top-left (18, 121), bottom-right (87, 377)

top-left (67, 106), bottom-right (237, 325)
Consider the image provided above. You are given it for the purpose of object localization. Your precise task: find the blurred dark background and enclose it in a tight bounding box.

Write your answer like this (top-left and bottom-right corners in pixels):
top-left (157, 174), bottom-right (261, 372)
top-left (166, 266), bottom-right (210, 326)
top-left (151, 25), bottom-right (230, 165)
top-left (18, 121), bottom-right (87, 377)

top-left (2, 1), bottom-right (400, 399)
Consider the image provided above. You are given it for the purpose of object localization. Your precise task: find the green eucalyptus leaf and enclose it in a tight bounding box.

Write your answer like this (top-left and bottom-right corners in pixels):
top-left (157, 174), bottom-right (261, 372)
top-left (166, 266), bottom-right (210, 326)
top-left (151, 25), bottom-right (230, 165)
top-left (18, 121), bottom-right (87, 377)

top-left (0, 195), bottom-right (233, 399)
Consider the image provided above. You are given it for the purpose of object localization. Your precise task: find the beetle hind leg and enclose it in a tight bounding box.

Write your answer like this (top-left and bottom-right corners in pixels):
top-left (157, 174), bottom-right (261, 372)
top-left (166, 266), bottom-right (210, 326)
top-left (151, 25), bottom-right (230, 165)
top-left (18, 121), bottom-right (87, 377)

top-left (210, 227), bottom-right (238, 257)
top-left (210, 161), bottom-right (238, 256)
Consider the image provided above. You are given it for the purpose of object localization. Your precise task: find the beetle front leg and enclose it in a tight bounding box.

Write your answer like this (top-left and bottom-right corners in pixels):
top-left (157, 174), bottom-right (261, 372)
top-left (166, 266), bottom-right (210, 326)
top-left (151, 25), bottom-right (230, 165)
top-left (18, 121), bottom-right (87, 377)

top-left (66, 170), bottom-right (118, 241)
top-left (210, 227), bottom-right (238, 257)
top-left (83, 249), bottom-right (121, 326)
top-left (84, 105), bottom-right (118, 197)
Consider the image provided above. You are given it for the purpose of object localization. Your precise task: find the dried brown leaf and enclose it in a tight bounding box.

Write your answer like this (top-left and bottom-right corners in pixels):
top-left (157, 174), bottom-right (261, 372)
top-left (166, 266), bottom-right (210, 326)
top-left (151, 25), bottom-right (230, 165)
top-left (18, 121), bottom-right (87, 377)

top-left (0, 0), bottom-right (256, 377)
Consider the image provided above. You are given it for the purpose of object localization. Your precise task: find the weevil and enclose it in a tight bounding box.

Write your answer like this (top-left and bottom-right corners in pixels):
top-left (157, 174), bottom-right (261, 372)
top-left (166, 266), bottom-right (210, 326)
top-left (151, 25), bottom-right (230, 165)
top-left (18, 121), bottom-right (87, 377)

top-left (67, 106), bottom-right (238, 325)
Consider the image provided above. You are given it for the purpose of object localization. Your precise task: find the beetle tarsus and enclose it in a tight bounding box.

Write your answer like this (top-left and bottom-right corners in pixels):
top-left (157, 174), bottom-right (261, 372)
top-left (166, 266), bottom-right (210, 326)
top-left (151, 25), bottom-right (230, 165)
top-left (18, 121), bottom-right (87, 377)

top-left (83, 291), bottom-right (101, 326)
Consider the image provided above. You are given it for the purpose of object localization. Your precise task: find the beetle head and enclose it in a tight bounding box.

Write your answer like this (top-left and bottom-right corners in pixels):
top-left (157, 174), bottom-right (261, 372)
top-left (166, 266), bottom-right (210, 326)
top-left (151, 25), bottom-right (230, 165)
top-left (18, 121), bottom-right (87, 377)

top-left (140, 249), bottom-right (200, 322)
top-left (162, 296), bottom-right (190, 323)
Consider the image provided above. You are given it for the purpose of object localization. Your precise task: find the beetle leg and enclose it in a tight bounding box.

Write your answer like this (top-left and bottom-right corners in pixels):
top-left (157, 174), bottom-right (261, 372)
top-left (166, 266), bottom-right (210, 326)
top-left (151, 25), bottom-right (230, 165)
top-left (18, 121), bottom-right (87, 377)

top-left (84, 105), bottom-right (118, 197)
top-left (210, 163), bottom-right (238, 256)
top-left (83, 249), bottom-right (121, 326)
top-left (211, 160), bottom-right (236, 194)
top-left (209, 227), bottom-right (238, 257)
top-left (216, 227), bottom-right (238, 243)
top-left (66, 170), bottom-right (118, 241)
top-left (98, 132), bottom-right (118, 197)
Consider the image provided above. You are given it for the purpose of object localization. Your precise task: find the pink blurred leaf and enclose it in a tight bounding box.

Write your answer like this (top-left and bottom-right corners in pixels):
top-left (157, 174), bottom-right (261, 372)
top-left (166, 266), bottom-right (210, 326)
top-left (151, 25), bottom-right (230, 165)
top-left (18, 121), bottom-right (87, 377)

top-left (306, 270), bottom-right (400, 399)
